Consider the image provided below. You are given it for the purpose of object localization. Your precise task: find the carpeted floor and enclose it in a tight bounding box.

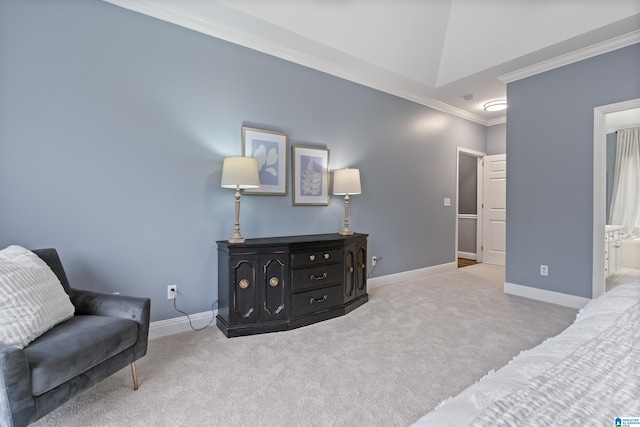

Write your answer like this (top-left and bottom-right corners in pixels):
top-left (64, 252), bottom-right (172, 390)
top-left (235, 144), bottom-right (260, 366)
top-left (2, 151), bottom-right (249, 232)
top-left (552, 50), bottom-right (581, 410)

top-left (32, 264), bottom-right (578, 427)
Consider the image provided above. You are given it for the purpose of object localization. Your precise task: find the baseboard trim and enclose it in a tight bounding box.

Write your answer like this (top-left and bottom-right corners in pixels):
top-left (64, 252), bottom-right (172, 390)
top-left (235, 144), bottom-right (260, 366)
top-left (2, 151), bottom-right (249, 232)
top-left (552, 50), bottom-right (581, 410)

top-left (458, 251), bottom-right (477, 260)
top-left (503, 282), bottom-right (590, 309)
top-left (149, 310), bottom-right (218, 340)
top-left (368, 262), bottom-right (457, 289)
top-left (150, 262), bottom-right (457, 339)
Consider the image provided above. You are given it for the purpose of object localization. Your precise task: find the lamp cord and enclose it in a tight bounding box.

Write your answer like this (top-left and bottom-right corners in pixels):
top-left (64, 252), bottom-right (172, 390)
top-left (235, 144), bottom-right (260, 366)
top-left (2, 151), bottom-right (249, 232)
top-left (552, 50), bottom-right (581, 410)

top-left (172, 293), bottom-right (217, 332)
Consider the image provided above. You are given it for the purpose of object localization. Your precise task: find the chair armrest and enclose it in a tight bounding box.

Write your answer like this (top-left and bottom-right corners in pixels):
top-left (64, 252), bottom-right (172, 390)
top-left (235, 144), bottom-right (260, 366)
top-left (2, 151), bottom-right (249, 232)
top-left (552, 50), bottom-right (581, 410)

top-left (69, 289), bottom-right (151, 359)
top-left (0, 342), bottom-right (34, 427)
top-left (70, 289), bottom-right (148, 322)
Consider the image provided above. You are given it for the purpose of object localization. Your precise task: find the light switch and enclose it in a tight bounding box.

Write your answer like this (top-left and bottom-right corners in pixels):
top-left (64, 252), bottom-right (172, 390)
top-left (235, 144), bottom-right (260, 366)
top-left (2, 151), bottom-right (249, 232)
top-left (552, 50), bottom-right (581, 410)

top-left (444, 198), bottom-right (451, 207)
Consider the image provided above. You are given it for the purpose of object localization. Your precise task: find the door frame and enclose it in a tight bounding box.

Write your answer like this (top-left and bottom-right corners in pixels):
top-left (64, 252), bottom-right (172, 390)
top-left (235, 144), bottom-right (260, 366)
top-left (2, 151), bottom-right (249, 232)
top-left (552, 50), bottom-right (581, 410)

top-left (592, 97), bottom-right (640, 298)
top-left (455, 147), bottom-right (486, 266)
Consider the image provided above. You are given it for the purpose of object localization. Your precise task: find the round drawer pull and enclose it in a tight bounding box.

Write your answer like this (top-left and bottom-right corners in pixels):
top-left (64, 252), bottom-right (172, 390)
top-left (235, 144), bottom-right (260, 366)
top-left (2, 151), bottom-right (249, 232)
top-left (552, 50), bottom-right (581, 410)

top-left (361, 263), bottom-right (366, 270)
top-left (309, 254), bottom-right (316, 261)
top-left (269, 277), bottom-right (279, 287)
top-left (323, 253), bottom-right (330, 259)
top-left (348, 266), bottom-right (354, 273)
top-left (238, 279), bottom-right (249, 289)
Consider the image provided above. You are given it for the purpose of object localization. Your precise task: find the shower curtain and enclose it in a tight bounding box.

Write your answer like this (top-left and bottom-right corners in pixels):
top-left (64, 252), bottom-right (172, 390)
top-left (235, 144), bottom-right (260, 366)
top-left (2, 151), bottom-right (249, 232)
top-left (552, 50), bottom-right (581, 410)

top-left (609, 127), bottom-right (640, 237)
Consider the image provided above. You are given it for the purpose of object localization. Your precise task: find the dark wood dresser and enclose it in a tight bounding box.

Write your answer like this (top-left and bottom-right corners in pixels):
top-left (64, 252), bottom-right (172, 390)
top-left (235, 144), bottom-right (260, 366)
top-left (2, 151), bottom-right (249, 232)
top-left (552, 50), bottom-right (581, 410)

top-left (216, 233), bottom-right (368, 337)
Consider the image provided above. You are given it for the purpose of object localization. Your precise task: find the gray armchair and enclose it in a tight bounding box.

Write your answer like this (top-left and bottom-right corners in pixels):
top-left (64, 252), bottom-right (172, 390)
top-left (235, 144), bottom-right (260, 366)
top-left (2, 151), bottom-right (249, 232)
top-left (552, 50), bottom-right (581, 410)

top-left (0, 248), bottom-right (151, 427)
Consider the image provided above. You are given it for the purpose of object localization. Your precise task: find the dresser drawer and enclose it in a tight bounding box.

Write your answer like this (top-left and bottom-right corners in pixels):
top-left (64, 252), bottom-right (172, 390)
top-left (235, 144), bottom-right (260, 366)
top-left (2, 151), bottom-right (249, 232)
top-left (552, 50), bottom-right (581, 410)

top-left (291, 263), bottom-right (342, 292)
top-left (291, 248), bottom-right (342, 268)
top-left (291, 284), bottom-right (342, 317)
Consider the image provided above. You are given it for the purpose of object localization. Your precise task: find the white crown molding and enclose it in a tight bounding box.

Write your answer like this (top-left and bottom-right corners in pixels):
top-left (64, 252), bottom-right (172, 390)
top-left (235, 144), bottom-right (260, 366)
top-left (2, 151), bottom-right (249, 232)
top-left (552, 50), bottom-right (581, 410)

top-left (499, 30), bottom-right (640, 84)
top-left (387, 89), bottom-right (489, 125)
top-left (103, 0), bottom-right (492, 126)
top-left (487, 116), bottom-right (507, 126)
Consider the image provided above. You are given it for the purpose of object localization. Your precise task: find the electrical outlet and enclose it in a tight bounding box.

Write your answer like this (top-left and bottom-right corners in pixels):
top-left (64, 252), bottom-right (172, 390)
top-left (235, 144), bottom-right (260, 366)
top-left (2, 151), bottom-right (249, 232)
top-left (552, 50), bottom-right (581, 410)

top-left (540, 265), bottom-right (548, 276)
top-left (372, 256), bottom-right (378, 266)
top-left (167, 284), bottom-right (177, 299)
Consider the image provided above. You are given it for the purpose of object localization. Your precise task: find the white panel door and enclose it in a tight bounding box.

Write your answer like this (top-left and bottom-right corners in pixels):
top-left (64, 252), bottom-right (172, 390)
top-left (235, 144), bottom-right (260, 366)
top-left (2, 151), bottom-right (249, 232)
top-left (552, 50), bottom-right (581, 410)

top-left (482, 154), bottom-right (506, 266)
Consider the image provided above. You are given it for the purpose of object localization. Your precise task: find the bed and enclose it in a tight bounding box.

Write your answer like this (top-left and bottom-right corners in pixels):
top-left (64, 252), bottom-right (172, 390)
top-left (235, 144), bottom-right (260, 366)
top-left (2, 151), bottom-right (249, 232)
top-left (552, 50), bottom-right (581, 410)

top-left (412, 280), bottom-right (640, 426)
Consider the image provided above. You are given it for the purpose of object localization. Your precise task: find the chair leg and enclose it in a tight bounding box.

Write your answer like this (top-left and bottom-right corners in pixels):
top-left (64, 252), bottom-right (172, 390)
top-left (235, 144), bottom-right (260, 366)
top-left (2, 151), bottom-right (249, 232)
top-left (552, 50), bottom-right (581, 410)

top-left (131, 362), bottom-right (139, 390)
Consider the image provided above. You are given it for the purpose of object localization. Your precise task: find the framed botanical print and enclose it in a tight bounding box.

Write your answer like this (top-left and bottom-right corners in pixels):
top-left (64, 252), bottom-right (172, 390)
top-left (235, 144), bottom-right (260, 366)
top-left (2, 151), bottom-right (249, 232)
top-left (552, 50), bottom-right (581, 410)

top-left (242, 127), bottom-right (288, 195)
top-left (292, 145), bottom-right (330, 206)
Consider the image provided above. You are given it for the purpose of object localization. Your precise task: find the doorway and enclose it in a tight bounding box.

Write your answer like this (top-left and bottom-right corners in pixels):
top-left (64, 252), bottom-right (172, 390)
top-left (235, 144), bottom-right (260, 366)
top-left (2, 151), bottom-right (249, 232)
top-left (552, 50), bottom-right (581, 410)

top-left (593, 98), bottom-right (640, 298)
top-left (456, 148), bottom-right (485, 268)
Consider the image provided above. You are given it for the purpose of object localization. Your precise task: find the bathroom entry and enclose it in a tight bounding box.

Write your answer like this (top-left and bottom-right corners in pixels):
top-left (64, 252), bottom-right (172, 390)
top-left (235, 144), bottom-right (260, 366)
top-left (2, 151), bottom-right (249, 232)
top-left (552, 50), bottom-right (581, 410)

top-left (604, 108), bottom-right (640, 291)
top-left (593, 99), bottom-right (640, 298)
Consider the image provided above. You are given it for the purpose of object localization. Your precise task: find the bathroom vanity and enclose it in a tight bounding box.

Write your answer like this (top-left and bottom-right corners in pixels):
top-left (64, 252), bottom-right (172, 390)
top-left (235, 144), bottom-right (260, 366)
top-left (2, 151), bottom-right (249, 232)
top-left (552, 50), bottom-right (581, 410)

top-left (605, 225), bottom-right (624, 276)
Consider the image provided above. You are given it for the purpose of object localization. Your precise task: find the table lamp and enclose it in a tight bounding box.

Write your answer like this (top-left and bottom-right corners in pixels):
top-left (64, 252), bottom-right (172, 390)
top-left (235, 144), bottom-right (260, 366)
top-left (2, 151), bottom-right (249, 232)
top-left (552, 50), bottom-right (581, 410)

top-left (221, 157), bottom-right (260, 243)
top-left (333, 168), bottom-right (361, 235)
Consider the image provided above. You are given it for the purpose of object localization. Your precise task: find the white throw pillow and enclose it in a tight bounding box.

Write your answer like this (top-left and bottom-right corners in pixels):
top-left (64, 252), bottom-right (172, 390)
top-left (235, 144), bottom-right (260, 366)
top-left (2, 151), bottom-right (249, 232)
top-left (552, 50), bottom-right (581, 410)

top-left (0, 245), bottom-right (75, 349)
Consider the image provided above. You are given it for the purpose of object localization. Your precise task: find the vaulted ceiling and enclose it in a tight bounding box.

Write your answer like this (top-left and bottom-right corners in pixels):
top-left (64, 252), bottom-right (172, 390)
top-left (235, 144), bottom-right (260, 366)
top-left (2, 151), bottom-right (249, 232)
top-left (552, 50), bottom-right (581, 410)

top-left (105, 0), bottom-right (640, 125)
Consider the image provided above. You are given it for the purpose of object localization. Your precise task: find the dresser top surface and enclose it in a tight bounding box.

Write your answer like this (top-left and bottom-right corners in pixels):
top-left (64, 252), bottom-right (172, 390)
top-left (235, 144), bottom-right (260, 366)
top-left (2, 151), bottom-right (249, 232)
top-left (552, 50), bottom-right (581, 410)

top-left (217, 232), bottom-right (367, 248)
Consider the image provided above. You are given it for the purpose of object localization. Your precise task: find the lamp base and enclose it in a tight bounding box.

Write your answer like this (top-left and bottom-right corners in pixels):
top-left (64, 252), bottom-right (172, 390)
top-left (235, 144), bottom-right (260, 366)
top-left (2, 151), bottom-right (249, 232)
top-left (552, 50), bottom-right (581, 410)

top-left (339, 228), bottom-right (354, 236)
top-left (228, 188), bottom-right (246, 244)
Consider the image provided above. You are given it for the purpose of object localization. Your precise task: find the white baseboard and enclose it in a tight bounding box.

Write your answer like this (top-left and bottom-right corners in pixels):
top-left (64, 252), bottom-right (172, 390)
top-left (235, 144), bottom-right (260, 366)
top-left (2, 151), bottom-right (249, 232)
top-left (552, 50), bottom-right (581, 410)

top-left (458, 251), bottom-right (477, 260)
top-left (503, 282), bottom-right (591, 309)
top-left (148, 262), bottom-right (461, 339)
top-left (149, 310), bottom-right (218, 340)
top-left (368, 262), bottom-right (457, 289)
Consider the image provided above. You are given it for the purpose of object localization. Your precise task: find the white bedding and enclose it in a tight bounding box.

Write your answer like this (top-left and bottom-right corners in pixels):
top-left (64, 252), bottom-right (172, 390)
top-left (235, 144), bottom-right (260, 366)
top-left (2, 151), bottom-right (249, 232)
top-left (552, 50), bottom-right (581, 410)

top-left (412, 280), bottom-right (640, 426)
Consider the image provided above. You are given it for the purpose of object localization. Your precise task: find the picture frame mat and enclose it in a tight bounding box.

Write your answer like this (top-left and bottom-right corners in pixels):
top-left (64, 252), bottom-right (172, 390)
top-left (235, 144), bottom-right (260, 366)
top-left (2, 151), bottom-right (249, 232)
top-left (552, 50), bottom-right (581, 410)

top-left (242, 126), bottom-right (288, 195)
top-left (292, 145), bottom-right (330, 206)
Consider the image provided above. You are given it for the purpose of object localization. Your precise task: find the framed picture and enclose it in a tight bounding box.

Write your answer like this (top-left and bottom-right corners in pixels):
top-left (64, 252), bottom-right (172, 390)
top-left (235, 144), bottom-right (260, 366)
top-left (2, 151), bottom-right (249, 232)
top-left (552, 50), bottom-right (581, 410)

top-left (292, 145), bottom-right (330, 206)
top-left (242, 127), bottom-right (288, 195)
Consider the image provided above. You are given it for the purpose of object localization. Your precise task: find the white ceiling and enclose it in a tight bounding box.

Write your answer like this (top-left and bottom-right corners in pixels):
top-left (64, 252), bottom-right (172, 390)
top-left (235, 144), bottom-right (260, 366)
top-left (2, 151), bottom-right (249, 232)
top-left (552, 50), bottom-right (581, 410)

top-left (105, 0), bottom-right (640, 125)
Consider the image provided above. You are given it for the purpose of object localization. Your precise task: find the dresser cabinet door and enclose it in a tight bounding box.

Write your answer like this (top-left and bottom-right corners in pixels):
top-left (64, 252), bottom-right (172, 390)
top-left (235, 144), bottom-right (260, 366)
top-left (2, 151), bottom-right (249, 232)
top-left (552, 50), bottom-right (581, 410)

top-left (344, 245), bottom-right (356, 303)
top-left (261, 254), bottom-right (288, 321)
top-left (355, 243), bottom-right (367, 297)
top-left (230, 254), bottom-right (259, 323)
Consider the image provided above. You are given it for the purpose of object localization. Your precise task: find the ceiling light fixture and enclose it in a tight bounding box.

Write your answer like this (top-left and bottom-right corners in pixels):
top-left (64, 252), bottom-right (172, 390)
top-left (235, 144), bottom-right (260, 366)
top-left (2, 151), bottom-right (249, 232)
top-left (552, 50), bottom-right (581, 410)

top-left (484, 99), bottom-right (507, 112)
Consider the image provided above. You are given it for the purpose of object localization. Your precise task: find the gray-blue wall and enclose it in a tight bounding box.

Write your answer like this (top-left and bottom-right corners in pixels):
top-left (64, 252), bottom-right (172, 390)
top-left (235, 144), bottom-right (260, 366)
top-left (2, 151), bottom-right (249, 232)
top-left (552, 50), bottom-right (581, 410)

top-left (486, 123), bottom-right (507, 155)
top-left (0, 0), bottom-right (486, 321)
top-left (506, 43), bottom-right (640, 298)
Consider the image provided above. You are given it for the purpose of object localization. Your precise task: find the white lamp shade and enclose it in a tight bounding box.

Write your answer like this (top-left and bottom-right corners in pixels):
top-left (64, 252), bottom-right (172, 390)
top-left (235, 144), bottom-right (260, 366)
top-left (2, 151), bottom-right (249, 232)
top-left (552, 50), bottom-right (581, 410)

top-left (221, 157), bottom-right (260, 189)
top-left (333, 168), bottom-right (361, 195)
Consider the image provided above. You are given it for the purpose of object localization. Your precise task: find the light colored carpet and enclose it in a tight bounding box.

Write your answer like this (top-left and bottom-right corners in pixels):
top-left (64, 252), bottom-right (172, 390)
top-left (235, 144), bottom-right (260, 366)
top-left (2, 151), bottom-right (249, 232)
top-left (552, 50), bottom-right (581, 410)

top-left (32, 264), bottom-right (578, 427)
